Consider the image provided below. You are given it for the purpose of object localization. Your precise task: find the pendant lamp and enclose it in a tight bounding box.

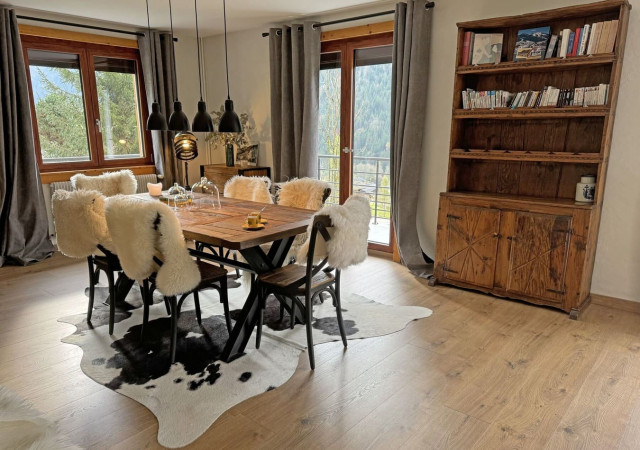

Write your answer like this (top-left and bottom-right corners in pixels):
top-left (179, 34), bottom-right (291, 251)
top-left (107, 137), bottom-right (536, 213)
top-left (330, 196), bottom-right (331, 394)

top-left (218, 0), bottom-right (242, 133)
top-left (145, 0), bottom-right (167, 131)
top-left (167, 0), bottom-right (190, 131)
top-left (192, 0), bottom-right (214, 132)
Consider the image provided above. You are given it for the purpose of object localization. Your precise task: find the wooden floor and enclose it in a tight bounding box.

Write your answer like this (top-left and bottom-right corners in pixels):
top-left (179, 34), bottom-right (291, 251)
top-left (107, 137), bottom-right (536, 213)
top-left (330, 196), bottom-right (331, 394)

top-left (2, 252), bottom-right (640, 449)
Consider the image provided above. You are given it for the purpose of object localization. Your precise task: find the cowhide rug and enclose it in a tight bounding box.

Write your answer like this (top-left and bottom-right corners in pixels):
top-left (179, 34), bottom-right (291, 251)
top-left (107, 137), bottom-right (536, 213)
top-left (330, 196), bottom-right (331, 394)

top-left (59, 282), bottom-right (431, 448)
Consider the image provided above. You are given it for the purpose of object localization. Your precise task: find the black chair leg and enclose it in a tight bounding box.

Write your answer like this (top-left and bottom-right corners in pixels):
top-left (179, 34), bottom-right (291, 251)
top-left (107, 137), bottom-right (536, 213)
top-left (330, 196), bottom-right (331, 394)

top-left (334, 271), bottom-right (347, 348)
top-left (256, 287), bottom-right (263, 349)
top-left (233, 253), bottom-right (240, 279)
top-left (163, 297), bottom-right (171, 315)
top-left (305, 292), bottom-right (315, 370)
top-left (169, 296), bottom-right (178, 364)
top-left (94, 267), bottom-right (101, 285)
top-left (140, 280), bottom-right (150, 340)
top-left (220, 277), bottom-right (232, 333)
top-left (193, 290), bottom-right (202, 325)
top-left (290, 297), bottom-right (296, 330)
top-left (107, 270), bottom-right (116, 335)
top-left (87, 257), bottom-right (95, 322)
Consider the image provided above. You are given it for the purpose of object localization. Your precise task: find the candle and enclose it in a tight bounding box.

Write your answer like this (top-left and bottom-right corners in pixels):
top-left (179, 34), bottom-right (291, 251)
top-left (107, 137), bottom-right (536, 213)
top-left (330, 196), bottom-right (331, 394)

top-left (147, 182), bottom-right (163, 196)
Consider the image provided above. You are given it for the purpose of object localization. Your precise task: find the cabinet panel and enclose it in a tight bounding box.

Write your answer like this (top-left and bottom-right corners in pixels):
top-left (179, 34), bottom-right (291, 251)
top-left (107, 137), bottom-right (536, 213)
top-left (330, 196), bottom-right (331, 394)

top-left (506, 212), bottom-right (571, 303)
top-left (443, 204), bottom-right (500, 288)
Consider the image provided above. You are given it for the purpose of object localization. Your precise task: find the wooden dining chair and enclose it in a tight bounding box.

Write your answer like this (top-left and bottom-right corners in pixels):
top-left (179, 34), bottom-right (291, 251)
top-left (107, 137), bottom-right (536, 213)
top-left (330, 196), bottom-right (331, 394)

top-left (105, 196), bottom-right (231, 364)
top-left (254, 215), bottom-right (347, 370)
top-left (52, 189), bottom-right (123, 324)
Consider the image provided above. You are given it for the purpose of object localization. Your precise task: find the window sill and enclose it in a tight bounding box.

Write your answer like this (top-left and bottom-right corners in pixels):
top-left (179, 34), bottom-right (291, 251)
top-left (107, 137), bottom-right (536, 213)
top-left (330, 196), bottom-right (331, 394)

top-left (40, 164), bottom-right (156, 184)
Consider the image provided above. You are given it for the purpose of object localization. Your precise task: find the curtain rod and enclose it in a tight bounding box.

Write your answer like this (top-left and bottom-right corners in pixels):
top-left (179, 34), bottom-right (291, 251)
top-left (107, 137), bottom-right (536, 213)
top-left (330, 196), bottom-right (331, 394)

top-left (261, 1), bottom-right (434, 37)
top-left (16, 15), bottom-right (178, 41)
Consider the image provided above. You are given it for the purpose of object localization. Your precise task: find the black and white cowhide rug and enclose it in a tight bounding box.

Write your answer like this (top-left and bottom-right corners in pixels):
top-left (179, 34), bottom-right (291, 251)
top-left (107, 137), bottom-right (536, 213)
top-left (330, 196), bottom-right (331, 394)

top-left (58, 282), bottom-right (431, 448)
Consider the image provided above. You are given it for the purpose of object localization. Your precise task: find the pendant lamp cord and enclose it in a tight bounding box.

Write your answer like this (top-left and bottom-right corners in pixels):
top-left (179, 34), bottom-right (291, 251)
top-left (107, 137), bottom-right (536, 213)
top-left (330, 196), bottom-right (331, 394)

top-left (145, 0), bottom-right (158, 103)
top-left (195, 0), bottom-right (204, 101)
top-left (223, 0), bottom-right (230, 100)
top-left (169, 0), bottom-right (179, 101)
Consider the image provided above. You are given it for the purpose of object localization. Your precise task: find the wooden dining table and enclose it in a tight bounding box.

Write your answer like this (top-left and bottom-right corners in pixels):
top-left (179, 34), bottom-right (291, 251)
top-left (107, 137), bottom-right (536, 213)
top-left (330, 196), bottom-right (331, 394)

top-left (123, 193), bottom-right (316, 362)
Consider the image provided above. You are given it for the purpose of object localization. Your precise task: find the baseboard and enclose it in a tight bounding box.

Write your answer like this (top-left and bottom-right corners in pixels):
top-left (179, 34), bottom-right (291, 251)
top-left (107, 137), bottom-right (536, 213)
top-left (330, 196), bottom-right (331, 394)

top-left (591, 294), bottom-right (640, 314)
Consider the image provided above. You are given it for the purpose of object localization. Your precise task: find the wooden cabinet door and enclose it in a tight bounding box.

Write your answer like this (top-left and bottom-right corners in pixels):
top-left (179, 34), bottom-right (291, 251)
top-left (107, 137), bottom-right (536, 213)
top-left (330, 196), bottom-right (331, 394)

top-left (443, 204), bottom-right (500, 288)
top-left (506, 212), bottom-right (571, 303)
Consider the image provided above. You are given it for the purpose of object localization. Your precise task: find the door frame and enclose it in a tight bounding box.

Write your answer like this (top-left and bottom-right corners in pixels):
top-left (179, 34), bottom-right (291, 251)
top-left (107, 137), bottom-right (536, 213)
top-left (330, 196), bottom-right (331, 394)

top-left (321, 32), bottom-right (394, 252)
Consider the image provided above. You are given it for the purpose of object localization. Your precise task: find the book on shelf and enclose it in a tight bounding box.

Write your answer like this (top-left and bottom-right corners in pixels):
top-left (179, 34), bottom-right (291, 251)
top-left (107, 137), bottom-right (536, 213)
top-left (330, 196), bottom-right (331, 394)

top-left (545, 34), bottom-right (558, 59)
top-left (461, 31), bottom-right (474, 65)
top-left (571, 28), bottom-right (581, 56)
top-left (513, 26), bottom-right (550, 61)
top-left (461, 84), bottom-right (609, 110)
top-left (471, 33), bottom-right (503, 65)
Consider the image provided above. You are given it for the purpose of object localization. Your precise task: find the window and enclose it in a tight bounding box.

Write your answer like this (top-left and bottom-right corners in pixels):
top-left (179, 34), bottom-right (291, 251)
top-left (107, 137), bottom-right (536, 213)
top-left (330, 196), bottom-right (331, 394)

top-left (22, 36), bottom-right (152, 171)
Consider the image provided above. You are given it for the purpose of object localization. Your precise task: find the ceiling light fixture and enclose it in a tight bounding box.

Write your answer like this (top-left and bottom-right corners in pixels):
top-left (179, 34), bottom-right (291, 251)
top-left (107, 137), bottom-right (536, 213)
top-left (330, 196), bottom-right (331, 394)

top-left (145, 0), bottom-right (168, 131)
top-left (191, 0), bottom-right (214, 132)
top-left (167, 0), bottom-right (190, 132)
top-left (218, 0), bottom-right (242, 133)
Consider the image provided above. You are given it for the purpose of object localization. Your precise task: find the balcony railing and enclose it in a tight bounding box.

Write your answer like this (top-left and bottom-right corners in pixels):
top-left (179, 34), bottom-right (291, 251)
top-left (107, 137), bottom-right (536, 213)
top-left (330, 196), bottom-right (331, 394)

top-left (317, 154), bottom-right (391, 224)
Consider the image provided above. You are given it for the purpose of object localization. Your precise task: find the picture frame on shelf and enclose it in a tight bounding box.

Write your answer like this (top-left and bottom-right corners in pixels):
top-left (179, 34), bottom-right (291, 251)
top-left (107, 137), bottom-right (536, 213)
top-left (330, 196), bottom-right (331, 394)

top-left (236, 143), bottom-right (258, 167)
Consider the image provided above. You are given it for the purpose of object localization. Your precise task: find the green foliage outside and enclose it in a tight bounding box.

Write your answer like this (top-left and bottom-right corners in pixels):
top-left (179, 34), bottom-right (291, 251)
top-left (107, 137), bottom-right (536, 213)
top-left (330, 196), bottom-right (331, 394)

top-left (31, 66), bottom-right (142, 161)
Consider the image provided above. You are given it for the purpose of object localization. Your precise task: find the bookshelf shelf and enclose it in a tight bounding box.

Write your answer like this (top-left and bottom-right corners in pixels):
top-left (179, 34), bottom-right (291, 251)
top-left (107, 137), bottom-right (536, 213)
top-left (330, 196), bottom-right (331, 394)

top-left (450, 149), bottom-right (603, 163)
top-left (434, 0), bottom-right (629, 318)
top-left (452, 107), bottom-right (609, 119)
top-left (444, 191), bottom-right (596, 210)
top-left (456, 53), bottom-right (615, 75)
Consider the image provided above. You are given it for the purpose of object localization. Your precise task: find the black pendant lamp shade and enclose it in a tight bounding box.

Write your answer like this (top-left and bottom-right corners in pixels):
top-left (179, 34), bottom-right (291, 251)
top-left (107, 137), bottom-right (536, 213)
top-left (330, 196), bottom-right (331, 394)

top-left (145, 0), bottom-right (167, 131)
top-left (169, 102), bottom-right (190, 132)
top-left (219, 99), bottom-right (242, 132)
top-left (191, 0), bottom-right (214, 132)
top-left (218, 0), bottom-right (242, 133)
top-left (148, 102), bottom-right (167, 131)
top-left (193, 101), bottom-right (214, 132)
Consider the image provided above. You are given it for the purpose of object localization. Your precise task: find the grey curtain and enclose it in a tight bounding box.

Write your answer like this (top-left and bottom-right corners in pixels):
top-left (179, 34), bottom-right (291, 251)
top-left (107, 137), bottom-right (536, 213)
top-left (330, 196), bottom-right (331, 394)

top-left (0, 8), bottom-right (54, 266)
top-left (138, 31), bottom-right (181, 187)
top-left (269, 22), bottom-right (320, 182)
top-left (391, 0), bottom-right (432, 271)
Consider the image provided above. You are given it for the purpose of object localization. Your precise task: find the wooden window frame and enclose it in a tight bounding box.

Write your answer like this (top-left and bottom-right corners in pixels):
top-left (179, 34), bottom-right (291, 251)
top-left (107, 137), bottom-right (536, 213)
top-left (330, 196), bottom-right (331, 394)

top-left (21, 35), bottom-right (153, 172)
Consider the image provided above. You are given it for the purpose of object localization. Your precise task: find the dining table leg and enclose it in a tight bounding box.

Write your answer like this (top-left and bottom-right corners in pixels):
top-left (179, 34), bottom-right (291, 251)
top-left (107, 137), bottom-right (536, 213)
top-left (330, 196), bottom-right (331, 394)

top-left (220, 236), bottom-right (296, 362)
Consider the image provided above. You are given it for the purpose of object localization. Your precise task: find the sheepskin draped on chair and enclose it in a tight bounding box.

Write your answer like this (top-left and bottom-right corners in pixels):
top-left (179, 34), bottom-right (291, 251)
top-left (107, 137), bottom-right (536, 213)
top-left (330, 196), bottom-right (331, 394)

top-left (297, 194), bottom-right (371, 269)
top-left (223, 175), bottom-right (274, 204)
top-left (105, 196), bottom-right (200, 297)
top-left (277, 178), bottom-right (330, 210)
top-left (52, 189), bottom-right (112, 258)
top-left (71, 169), bottom-right (138, 197)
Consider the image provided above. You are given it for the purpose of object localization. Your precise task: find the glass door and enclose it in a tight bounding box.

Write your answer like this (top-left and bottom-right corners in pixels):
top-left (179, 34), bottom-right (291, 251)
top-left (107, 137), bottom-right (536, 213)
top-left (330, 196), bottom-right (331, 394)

top-left (318, 33), bottom-right (394, 251)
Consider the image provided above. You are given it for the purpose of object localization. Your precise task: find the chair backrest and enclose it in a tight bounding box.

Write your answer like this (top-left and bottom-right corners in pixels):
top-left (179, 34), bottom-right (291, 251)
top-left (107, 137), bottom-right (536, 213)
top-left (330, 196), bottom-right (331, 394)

top-left (297, 194), bottom-right (371, 270)
top-left (105, 196), bottom-right (200, 296)
top-left (277, 178), bottom-right (331, 210)
top-left (51, 189), bottom-right (111, 258)
top-left (71, 169), bottom-right (138, 197)
top-left (223, 175), bottom-right (273, 204)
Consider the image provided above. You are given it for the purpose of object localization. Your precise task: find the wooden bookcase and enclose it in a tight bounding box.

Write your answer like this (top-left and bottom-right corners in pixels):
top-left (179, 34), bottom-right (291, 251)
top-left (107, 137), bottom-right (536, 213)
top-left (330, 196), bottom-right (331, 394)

top-left (431, 0), bottom-right (630, 318)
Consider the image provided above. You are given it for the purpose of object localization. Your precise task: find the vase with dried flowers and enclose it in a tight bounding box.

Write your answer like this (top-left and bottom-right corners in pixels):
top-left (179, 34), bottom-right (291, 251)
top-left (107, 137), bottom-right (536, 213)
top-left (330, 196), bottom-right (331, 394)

top-left (205, 105), bottom-right (254, 167)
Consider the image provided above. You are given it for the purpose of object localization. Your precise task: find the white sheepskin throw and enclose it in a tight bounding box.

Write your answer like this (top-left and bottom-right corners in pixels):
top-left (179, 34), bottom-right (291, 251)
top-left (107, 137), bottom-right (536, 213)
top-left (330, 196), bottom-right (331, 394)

top-left (105, 196), bottom-right (200, 297)
top-left (223, 176), bottom-right (273, 204)
top-left (297, 194), bottom-right (371, 269)
top-left (0, 386), bottom-right (80, 450)
top-left (52, 189), bottom-right (112, 258)
top-left (71, 169), bottom-right (137, 197)
top-left (278, 178), bottom-right (330, 210)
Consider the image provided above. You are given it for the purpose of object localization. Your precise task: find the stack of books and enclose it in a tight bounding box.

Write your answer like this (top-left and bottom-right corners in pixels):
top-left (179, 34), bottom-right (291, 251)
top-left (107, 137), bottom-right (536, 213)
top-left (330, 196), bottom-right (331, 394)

top-left (546, 20), bottom-right (619, 58)
top-left (461, 84), bottom-right (609, 110)
top-left (461, 32), bottom-right (503, 65)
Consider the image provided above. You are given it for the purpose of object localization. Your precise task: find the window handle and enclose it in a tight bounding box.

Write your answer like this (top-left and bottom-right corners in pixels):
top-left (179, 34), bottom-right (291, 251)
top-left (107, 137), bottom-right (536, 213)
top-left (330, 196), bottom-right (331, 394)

top-left (95, 119), bottom-right (102, 133)
top-left (342, 147), bottom-right (352, 154)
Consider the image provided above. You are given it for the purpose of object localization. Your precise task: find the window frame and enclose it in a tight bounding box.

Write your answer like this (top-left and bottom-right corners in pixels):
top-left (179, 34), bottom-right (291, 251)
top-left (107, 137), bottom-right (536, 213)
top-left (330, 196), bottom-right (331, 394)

top-left (21, 35), bottom-right (153, 172)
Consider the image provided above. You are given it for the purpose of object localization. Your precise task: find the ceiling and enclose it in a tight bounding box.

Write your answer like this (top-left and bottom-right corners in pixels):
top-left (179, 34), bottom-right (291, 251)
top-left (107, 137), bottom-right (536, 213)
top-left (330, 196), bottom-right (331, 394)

top-left (14, 0), bottom-right (392, 36)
